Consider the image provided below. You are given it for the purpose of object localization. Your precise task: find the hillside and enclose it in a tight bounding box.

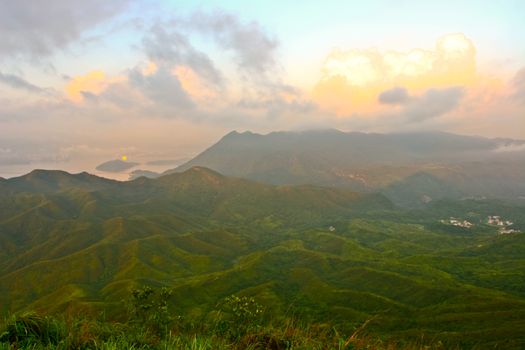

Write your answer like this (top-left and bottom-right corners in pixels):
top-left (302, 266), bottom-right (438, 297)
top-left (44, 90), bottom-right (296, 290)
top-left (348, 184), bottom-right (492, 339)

top-left (163, 130), bottom-right (525, 207)
top-left (0, 169), bottom-right (119, 194)
top-left (1, 167), bottom-right (525, 348)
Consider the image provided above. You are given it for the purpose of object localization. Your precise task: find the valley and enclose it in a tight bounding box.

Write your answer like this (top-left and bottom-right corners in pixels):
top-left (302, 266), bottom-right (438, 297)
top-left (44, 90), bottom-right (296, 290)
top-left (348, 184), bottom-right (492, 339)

top-left (1, 165), bottom-right (525, 348)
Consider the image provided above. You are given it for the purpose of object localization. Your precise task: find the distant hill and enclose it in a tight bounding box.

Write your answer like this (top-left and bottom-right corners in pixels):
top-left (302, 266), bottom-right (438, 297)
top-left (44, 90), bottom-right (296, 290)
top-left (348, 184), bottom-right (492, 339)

top-left (164, 130), bottom-right (525, 206)
top-left (0, 169), bottom-right (119, 194)
top-left (0, 167), bottom-right (393, 309)
top-left (96, 159), bottom-right (139, 172)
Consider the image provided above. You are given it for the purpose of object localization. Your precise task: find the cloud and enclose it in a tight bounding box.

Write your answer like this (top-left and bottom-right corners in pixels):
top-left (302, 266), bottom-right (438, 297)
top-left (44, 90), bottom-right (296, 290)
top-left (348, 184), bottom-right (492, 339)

top-left (378, 87), bottom-right (410, 105)
top-left (0, 0), bottom-right (133, 60)
top-left (237, 95), bottom-right (316, 119)
top-left (173, 66), bottom-right (220, 102)
top-left (128, 65), bottom-right (195, 110)
top-left (333, 86), bottom-right (466, 132)
top-left (493, 143), bottom-right (525, 153)
top-left (402, 87), bottom-right (464, 121)
top-left (313, 33), bottom-right (476, 115)
top-left (376, 86), bottom-right (465, 122)
top-left (0, 71), bottom-right (52, 94)
top-left (512, 67), bottom-right (525, 104)
top-left (62, 65), bottom-right (199, 120)
top-left (65, 66), bottom-right (198, 115)
top-left (189, 11), bottom-right (278, 75)
top-left (66, 70), bottom-right (125, 102)
top-left (0, 95), bottom-right (74, 122)
top-left (140, 10), bottom-right (279, 87)
top-left (323, 33), bottom-right (475, 87)
top-left (0, 137), bottom-right (65, 166)
top-left (59, 9), bottom-right (310, 125)
top-left (142, 24), bottom-right (223, 87)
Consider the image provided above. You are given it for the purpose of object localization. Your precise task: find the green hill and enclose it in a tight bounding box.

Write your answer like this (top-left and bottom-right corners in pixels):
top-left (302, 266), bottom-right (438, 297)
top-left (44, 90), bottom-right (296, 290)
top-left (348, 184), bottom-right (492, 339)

top-left (1, 167), bottom-right (525, 347)
top-left (1, 169), bottom-right (119, 194)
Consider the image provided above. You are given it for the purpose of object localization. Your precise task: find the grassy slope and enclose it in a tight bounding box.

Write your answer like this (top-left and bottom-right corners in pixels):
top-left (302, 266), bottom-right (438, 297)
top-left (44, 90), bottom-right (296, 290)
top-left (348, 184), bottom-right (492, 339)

top-left (0, 168), bottom-right (525, 347)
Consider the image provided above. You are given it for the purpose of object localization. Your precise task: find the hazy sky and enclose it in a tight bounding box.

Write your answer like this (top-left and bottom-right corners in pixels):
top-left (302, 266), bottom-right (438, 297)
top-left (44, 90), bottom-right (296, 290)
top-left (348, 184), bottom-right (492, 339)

top-left (1, 0), bottom-right (524, 177)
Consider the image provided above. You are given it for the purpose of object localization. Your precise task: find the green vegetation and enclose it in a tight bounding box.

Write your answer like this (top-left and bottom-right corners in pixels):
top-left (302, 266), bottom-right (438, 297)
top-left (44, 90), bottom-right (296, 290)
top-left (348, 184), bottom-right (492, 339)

top-left (1, 167), bottom-right (525, 348)
top-left (0, 290), bottom-right (456, 349)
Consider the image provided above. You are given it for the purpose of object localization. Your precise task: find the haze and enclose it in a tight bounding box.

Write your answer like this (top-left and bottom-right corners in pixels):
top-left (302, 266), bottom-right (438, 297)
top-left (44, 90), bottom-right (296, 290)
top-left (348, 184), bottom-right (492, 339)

top-left (1, 0), bottom-right (524, 178)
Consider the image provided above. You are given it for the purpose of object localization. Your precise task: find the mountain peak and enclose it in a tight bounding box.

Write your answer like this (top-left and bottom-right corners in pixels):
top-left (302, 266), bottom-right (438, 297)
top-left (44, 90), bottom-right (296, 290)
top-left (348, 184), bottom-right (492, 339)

top-left (182, 166), bottom-right (225, 181)
top-left (23, 169), bottom-right (109, 182)
top-left (186, 165), bottom-right (223, 174)
top-left (223, 130), bottom-right (240, 138)
top-left (21, 169), bottom-right (74, 183)
top-left (158, 166), bottom-right (226, 187)
top-left (220, 130), bottom-right (259, 141)
top-left (27, 169), bottom-right (69, 177)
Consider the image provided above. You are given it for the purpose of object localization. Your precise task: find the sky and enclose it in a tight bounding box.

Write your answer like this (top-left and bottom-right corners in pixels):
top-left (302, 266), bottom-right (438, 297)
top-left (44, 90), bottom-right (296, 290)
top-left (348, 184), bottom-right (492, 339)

top-left (0, 0), bottom-right (524, 178)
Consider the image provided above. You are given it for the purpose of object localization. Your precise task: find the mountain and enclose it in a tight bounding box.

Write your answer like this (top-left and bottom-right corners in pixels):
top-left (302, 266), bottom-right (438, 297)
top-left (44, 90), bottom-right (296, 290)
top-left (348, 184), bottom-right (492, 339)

top-left (0, 166), bottom-right (392, 260)
top-left (96, 159), bottom-right (139, 172)
top-left (382, 172), bottom-right (464, 207)
top-left (0, 169), bottom-right (119, 194)
top-left (163, 130), bottom-right (525, 206)
top-left (0, 167), bottom-right (393, 313)
top-left (1, 167), bottom-right (525, 346)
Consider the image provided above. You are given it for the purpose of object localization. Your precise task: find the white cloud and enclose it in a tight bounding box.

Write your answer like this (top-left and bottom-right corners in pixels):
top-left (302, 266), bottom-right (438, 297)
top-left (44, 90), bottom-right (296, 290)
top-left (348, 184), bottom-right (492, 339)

top-left (321, 33), bottom-right (476, 87)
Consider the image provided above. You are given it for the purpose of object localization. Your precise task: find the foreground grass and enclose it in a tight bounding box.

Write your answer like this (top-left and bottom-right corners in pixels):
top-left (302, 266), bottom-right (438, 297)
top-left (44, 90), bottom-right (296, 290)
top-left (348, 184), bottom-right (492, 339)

top-left (0, 312), bottom-right (454, 350)
top-left (2, 289), bottom-right (520, 349)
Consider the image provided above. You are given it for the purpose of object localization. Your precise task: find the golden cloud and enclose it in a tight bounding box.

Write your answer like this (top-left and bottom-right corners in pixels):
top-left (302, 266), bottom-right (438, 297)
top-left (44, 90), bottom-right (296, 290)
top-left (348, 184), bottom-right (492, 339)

top-left (66, 70), bottom-right (125, 102)
top-left (142, 62), bottom-right (158, 76)
top-left (313, 33), bottom-right (478, 115)
top-left (65, 63), bottom-right (221, 106)
top-left (172, 65), bottom-right (219, 102)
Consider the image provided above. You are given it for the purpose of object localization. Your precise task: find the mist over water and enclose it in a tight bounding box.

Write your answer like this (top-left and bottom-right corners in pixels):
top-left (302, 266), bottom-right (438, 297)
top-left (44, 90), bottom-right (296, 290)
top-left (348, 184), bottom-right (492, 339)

top-left (0, 160), bottom-right (175, 181)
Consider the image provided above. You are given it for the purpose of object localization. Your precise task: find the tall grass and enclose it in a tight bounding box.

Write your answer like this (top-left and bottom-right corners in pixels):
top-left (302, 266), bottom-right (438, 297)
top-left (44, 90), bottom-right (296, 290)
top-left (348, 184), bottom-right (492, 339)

top-left (0, 289), bottom-right (458, 349)
top-left (0, 312), bottom-right (452, 349)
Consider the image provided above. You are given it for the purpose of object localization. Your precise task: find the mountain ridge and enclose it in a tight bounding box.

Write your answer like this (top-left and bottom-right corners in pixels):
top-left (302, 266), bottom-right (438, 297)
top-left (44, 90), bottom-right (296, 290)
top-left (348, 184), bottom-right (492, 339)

top-left (1, 164), bottom-right (525, 346)
top-left (1, 169), bottom-right (121, 194)
top-left (156, 130), bottom-right (525, 207)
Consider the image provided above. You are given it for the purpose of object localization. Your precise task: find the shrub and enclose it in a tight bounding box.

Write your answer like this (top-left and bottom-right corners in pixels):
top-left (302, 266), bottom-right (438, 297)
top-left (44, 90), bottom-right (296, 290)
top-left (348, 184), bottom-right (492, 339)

top-left (0, 312), bottom-right (65, 347)
top-left (128, 285), bottom-right (174, 338)
top-left (215, 295), bottom-right (265, 341)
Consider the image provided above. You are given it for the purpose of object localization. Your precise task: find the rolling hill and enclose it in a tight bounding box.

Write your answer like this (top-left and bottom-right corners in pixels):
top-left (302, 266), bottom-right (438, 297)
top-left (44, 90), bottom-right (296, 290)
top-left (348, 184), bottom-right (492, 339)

top-left (162, 130), bottom-right (525, 207)
top-left (1, 167), bottom-right (525, 347)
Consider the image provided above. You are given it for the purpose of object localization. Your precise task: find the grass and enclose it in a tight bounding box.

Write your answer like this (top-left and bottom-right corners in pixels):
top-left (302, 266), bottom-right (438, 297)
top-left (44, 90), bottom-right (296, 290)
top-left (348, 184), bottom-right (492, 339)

top-left (2, 171), bottom-right (525, 348)
top-left (2, 286), bottom-right (523, 349)
top-left (0, 287), bottom-right (458, 349)
top-left (0, 312), bottom-right (458, 350)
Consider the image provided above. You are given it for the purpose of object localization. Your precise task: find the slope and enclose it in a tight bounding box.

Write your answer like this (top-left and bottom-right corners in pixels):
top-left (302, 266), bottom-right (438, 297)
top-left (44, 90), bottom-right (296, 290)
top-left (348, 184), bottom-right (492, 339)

top-left (1, 167), bottom-right (525, 347)
top-left (162, 130), bottom-right (525, 206)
